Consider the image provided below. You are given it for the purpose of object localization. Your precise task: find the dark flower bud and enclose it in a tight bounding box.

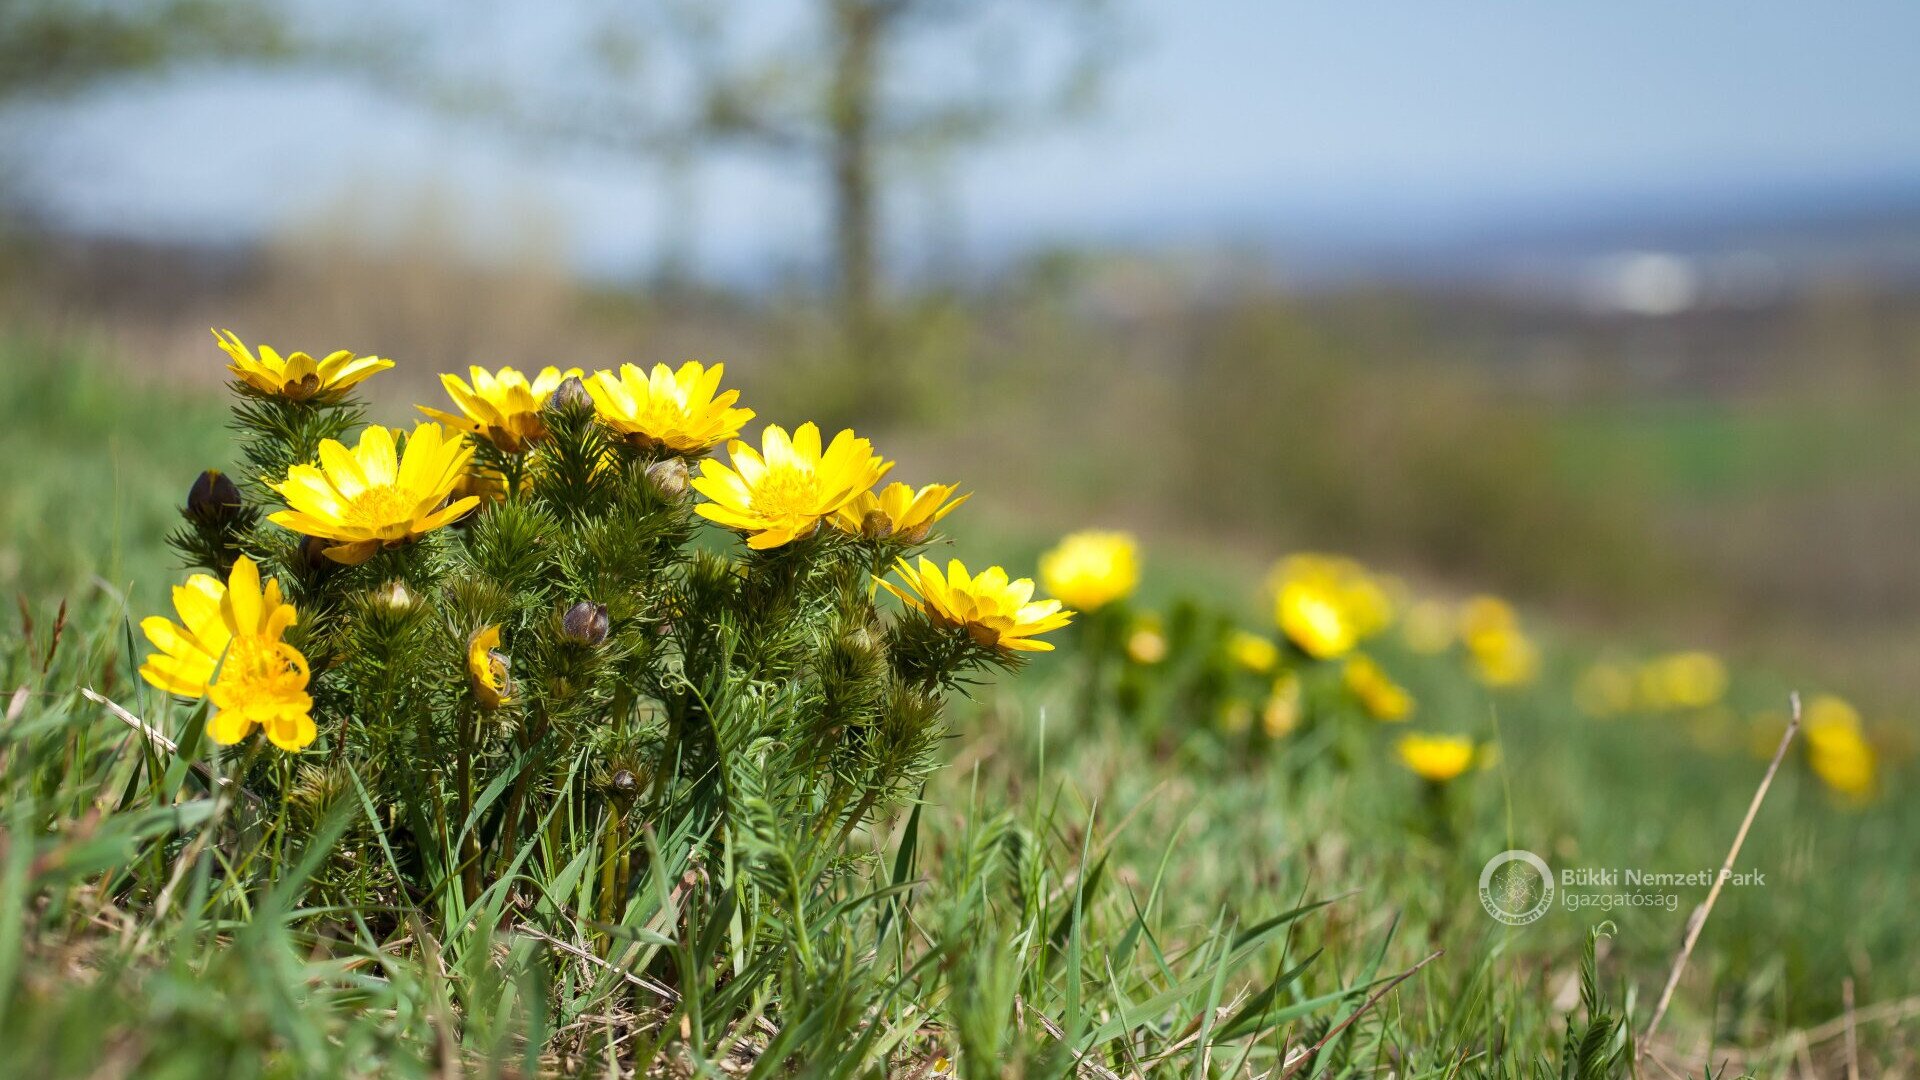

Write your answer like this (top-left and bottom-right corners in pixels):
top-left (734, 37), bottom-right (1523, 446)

top-left (548, 374), bottom-right (591, 412)
top-left (187, 469), bottom-right (243, 523)
top-left (561, 601), bottom-right (610, 646)
top-left (299, 534), bottom-right (334, 571)
top-left (644, 457), bottom-right (690, 500)
top-left (611, 768), bottom-right (639, 794)
top-left (859, 508), bottom-right (893, 541)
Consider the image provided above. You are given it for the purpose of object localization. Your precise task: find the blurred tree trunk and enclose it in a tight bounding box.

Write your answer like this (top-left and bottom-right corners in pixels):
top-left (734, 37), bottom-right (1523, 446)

top-left (828, 0), bottom-right (888, 416)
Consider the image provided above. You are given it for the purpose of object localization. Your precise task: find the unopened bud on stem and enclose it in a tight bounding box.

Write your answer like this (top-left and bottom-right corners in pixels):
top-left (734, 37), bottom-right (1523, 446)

top-left (561, 601), bottom-right (610, 646)
top-left (644, 457), bottom-right (690, 500)
top-left (548, 374), bottom-right (591, 412)
top-left (186, 469), bottom-right (243, 523)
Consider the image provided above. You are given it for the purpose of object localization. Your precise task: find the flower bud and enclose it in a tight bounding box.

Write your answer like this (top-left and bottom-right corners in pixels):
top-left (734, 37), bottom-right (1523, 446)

top-left (859, 508), bottom-right (893, 541)
top-left (644, 457), bottom-right (690, 500)
top-left (548, 374), bottom-right (591, 412)
top-left (611, 768), bottom-right (639, 794)
top-left (561, 601), bottom-right (610, 647)
top-left (372, 579), bottom-right (416, 615)
top-left (186, 469), bottom-right (243, 523)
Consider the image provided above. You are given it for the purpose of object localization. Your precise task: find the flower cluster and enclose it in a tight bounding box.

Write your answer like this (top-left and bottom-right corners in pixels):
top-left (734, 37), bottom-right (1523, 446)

top-left (136, 332), bottom-right (1072, 920)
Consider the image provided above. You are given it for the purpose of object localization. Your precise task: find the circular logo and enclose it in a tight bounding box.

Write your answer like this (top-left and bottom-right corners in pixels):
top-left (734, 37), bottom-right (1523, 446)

top-left (1479, 849), bottom-right (1554, 925)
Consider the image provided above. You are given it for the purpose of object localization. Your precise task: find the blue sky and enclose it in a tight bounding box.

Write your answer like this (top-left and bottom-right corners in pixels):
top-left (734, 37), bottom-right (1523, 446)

top-left (17, 0), bottom-right (1920, 279)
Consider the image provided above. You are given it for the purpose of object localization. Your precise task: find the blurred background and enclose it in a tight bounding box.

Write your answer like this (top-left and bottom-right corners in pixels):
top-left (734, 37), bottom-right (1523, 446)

top-left (3, 0), bottom-right (1918, 710)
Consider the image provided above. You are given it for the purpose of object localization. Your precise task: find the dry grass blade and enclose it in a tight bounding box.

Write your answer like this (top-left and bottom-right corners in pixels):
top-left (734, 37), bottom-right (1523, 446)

top-left (1279, 949), bottom-right (1443, 1080)
top-left (1639, 691), bottom-right (1802, 1059)
top-left (81, 687), bottom-right (262, 806)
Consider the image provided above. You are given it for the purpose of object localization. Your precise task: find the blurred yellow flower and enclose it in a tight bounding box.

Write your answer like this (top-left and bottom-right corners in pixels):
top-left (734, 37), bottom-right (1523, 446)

top-left (467, 624), bottom-right (511, 709)
top-left (1574, 661), bottom-right (1637, 718)
top-left (1636, 651), bottom-right (1729, 711)
top-left (586, 360), bottom-right (754, 454)
top-left (1397, 733), bottom-right (1475, 782)
top-left (1227, 630), bottom-right (1279, 674)
top-left (269, 423), bottom-right (481, 566)
top-left (1400, 598), bottom-right (1456, 655)
top-left (139, 555), bottom-right (314, 750)
top-left (832, 481), bottom-right (969, 543)
top-left (878, 557), bottom-right (1074, 652)
top-left (1126, 615), bottom-right (1169, 665)
top-left (1803, 694), bottom-right (1875, 800)
top-left (1038, 530), bottom-right (1139, 613)
top-left (1270, 554), bottom-right (1390, 660)
top-left (1344, 654), bottom-right (1415, 721)
top-left (1457, 596), bottom-right (1538, 687)
top-left (692, 422), bottom-right (892, 550)
top-left (214, 328), bottom-right (391, 402)
top-left (1262, 672), bottom-right (1303, 737)
top-left (419, 365), bottom-right (582, 453)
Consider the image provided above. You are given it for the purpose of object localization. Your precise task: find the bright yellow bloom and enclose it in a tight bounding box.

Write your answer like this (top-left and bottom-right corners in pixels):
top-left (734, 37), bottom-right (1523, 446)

top-left (214, 328), bottom-right (391, 402)
top-left (833, 481), bottom-right (969, 543)
top-left (1344, 654), bottom-right (1414, 721)
top-left (1574, 661), bottom-right (1637, 718)
top-left (1262, 672), bottom-right (1302, 737)
top-left (878, 557), bottom-right (1074, 653)
top-left (139, 555), bottom-right (314, 750)
top-left (418, 365), bottom-right (582, 453)
top-left (269, 423), bottom-right (481, 566)
top-left (467, 624), bottom-right (511, 709)
top-left (586, 361), bottom-right (754, 454)
top-left (1038, 531), bottom-right (1139, 614)
top-left (1636, 651), bottom-right (1729, 711)
top-left (1803, 694), bottom-right (1875, 800)
top-left (692, 422), bottom-right (892, 550)
top-left (1397, 733), bottom-right (1475, 782)
top-left (1228, 630), bottom-right (1279, 674)
top-left (1458, 596), bottom-right (1538, 687)
top-left (1126, 615), bottom-right (1168, 665)
top-left (1270, 554), bottom-right (1391, 660)
top-left (1401, 599), bottom-right (1456, 655)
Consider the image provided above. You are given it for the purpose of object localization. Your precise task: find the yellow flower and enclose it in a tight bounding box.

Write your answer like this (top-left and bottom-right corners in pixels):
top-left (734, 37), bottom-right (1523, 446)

top-left (877, 556), bottom-right (1074, 652)
top-left (833, 481), bottom-right (969, 543)
top-left (1401, 599), bottom-right (1456, 655)
top-left (1039, 530), bottom-right (1139, 613)
top-left (139, 555), bottom-right (314, 750)
top-left (214, 328), bottom-right (391, 402)
top-left (1270, 553), bottom-right (1392, 660)
top-left (1574, 661), bottom-right (1636, 718)
top-left (467, 624), bottom-right (512, 709)
top-left (1636, 651), bottom-right (1728, 711)
top-left (1262, 672), bottom-right (1302, 737)
top-left (1458, 596), bottom-right (1538, 687)
top-left (268, 423), bottom-right (481, 566)
top-left (1803, 694), bottom-right (1875, 800)
top-left (1126, 616), bottom-right (1168, 665)
top-left (418, 365), bottom-right (583, 453)
top-left (692, 422), bottom-right (892, 550)
top-left (1227, 631), bottom-right (1279, 674)
top-left (586, 360), bottom-right (754, 454)
top-left (1397, 733), bottom-right (1475, 782)
top-left (1344, 654), bottom-right (1415, 721)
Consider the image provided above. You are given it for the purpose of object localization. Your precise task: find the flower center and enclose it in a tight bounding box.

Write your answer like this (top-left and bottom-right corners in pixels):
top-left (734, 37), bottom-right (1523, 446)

top-left (345, 485), bottom-right (418, 530)
top-left (748, 465), bottom-right (821, 520)
top-left (212, 638), bottom-right (309, 706)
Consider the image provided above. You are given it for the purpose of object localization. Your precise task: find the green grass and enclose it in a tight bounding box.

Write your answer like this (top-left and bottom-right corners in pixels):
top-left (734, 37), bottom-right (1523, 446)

top-left (1, 333), bottom-right (1914, 1077)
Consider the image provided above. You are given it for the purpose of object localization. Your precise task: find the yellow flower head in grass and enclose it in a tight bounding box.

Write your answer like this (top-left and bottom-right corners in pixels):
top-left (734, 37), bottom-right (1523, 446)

top-left (1803, 694), bottom-right (1875, 800)
top-left (1344, 654), bottom-right (1415, 721)
top-left (1458, 595), bottom-right (1538, 687)
top-left (693, 422), bottom-right (892, 549)
top-left (214, 328), bottom-right (391, 402)
top-left (833, 482), bottom-right (970, 543)
top-left (1126, 614), bottom-right (1168, 665)
top-left (1227, 630), bottom-right (1279, 674)
top-left (587, 361), bottom-right (754, 454)
top-left (1270, 554), bottom-right (1391, 660)
top-left (1262, 671), bottom-right (1303, 737)
top-left (1397, 733), bottom-right (1475, 782)
top-left (1636, 651), bottom-right (1729, 711)
top-left (1038, 530), bottom-right (1139, 614)
top-left (139, 555), bottom-right (314, 750)
top-left (467, 625), bottom-right (512, 709)
top-left (268, 423), bottom-right (481, 565)
top-left (878, 557), bottom-right (1074, 652)
top-left (418, 365), bottom-right (583, 453)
